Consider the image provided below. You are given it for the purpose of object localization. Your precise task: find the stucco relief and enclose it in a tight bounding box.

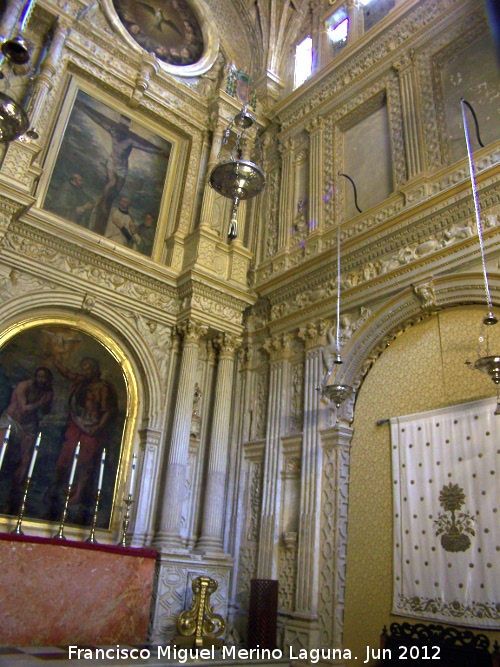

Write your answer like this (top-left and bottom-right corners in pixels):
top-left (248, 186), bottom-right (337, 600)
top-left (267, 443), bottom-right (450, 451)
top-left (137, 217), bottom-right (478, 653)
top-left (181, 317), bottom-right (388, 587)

top-left (319, 437), bottom-right (351, 647)
top-left (126, 313), bottom-right (172, 384)
top-left (3, 224), bottom-right (179, 314)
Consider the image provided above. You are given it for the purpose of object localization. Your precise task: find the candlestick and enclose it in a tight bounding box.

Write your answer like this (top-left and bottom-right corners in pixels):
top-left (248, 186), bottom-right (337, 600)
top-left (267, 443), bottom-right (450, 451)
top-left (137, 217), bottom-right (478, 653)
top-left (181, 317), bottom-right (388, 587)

top-left (0, 424), bottom-right (11, 471)
top-left (118, 493), bottom-right (134, 547)
top-left (97, 449), bottom-right (106, 491)
top-left (27, 433), bottom-right (41, 479)
top-left (86, 489), bottom-right (102, 544)
top-left (11, 477), bottom-right (31, 535)
top-left (68, 441), bottom-right (80, 486)
top-left (129, 453), bottom-right (137, 497)
top-left (53, 484), bottom-right (72, 540)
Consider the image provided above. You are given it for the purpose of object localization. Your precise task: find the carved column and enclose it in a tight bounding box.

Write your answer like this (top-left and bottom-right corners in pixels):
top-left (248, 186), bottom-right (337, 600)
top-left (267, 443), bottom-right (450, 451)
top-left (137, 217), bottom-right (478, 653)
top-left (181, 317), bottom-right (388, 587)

top-left (346, 0), bottom-right (363, 44)
top-left (24, 17), bottom-right (72, 136)
top-left (306, 117), bottom-right (325, 236)
top-left (295, 321), bottom-right (327, 615)
top-left (393, 52), bottom-right (424, 180)
top-left (257, 333), bottom-right (292, 578)
top-left (278, 139), bottom-right (294, 250)
top-left (196, 333), bottom-right (239, 553)
top-left (199, 119), bottom-right (226, 230)
top-left (318, 423), bottom-right (353, 649)
top-left (155, 320), bottom-right (207, 549)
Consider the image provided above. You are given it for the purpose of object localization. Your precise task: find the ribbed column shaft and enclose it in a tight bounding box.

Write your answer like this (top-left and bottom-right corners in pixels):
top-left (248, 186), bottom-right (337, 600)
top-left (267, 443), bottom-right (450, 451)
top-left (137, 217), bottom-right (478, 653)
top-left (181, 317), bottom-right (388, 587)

top-left (257, 334), bottom-right (291, 579)
top-left (397, 57), bottom-right (424, 179)
top-left (200, 124), bottom-right (225, 228)
top-left (307, 118), bottom-right (324, 234)
top-left (197, 337), bottom-right (237, 550)
top-left (296, 347), bottom-right (322, 612)
top-left (155, 322), bottom-right (205, 548)
top-left (278, 141), bottom-right (294, 249)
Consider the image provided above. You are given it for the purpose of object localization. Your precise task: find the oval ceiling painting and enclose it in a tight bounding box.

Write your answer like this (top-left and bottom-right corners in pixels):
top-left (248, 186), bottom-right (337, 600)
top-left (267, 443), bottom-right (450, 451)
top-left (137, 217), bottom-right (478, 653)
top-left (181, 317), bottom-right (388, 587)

top-left (113, 0), bottom-right (204, 66)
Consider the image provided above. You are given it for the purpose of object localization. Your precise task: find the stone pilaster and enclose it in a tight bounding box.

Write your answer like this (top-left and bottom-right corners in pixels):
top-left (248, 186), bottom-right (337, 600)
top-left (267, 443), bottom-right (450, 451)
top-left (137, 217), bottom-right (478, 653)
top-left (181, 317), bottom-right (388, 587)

top-left (257, 332), bottom-right (292, 578)
top-left (317, 423), bottom-right (354, 649)
top-left (306, 117), bottom-right (325, 236)
top-left (131, 427), bottom-right (163, 547)
top-left (296, 321), bottom-right (327, 613)
top-left (278, 138), bottom-right (294, 250)
top-left (393, 52), bottom-right (424, 180)
top-left (154, 320), bottom-right (207, 550)
top-left (196, 333), bottom-right (239, 554)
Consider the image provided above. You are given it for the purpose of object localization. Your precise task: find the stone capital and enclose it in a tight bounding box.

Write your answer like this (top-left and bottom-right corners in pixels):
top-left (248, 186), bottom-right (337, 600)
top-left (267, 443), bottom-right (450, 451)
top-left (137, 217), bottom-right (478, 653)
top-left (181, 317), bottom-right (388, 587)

top-left (305, 116), bottom-right (324, 135)
top-left (298, 319), bottom-right (329, 349)
top-left (177, 320), bottom-right (208, 345)
top-left (263, 332), bottom-right (293, 359)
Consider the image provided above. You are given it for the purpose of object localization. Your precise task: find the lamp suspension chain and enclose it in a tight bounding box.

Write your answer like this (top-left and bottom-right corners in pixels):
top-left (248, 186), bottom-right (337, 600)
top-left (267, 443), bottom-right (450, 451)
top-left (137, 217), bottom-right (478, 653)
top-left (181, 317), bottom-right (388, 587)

top-left (461, 98), bottom-right (496, 324)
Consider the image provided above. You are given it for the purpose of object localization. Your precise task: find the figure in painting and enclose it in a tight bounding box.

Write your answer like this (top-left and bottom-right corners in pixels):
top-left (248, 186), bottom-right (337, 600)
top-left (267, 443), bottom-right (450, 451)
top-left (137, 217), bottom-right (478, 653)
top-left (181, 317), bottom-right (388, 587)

top-left (131, 211), bottom-right (156, 256)
top-left (48, 173), bottom-right (95, 226)
top-left (104, 196), bottom-right (136, 247)
top-left (0, 367), bottom-right (54, 513)
top-left (45, 356), bottom-right (118, 518)
top-left (76, 101), bottom-right (169, 235)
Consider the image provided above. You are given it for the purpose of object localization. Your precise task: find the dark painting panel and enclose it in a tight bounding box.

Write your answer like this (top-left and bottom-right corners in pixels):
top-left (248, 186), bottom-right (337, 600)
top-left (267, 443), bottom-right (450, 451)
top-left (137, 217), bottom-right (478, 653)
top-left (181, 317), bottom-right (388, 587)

top-left (114, 0), bottom-right (204, 65)
top-left (0, 325), bottom-right (128, 530)
top-left (43, 89), bottom-right (171, 259)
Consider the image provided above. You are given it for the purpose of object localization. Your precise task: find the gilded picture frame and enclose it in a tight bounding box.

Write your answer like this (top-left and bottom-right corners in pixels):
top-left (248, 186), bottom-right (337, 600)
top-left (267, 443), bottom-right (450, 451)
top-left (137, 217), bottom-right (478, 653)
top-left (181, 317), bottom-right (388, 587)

top-left (37, 78), bottom-right (179, 262)
top-left (0, 316), bottom-right (138, 537)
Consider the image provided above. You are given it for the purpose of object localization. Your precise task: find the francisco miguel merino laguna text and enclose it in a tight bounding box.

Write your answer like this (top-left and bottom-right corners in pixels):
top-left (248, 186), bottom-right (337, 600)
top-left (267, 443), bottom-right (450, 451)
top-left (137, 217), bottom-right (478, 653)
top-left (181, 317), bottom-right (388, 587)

top-left (68, 645), bottom-right (359, 662)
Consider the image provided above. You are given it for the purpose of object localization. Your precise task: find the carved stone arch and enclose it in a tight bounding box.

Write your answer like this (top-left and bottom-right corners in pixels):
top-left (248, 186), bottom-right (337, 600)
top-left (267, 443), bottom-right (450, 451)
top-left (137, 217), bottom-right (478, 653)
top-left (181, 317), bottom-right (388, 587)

top-left (335, 273), bottom-right (500, 421)
top-left (0, 289), bottom-right (166, 430)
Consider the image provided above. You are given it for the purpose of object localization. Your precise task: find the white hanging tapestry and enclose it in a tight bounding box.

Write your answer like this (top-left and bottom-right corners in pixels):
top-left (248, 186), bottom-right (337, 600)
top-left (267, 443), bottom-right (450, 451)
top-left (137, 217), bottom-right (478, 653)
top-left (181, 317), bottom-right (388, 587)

top-left (390, 397), bottom-right (500, 628)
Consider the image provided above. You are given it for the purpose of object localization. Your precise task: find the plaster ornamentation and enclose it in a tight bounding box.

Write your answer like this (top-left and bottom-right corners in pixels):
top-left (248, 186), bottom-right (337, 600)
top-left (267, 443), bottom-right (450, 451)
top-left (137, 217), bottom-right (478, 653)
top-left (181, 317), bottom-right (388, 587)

top-left (319, 438), bottom-right (351, 647)
top-left (177, 320), bottom-right (208, 345)
top-left (1, 143), bottom-right (40, 190)
top-left (214, 332), bottom-right (240, 357)
top-left (126, 313), bottom-right (172, 384)
top-left (236, 544), bottom-right (258, 608)
top-left (259, 183), bottom-right (500, 324)
top-left (263, 333), bottom-right (293, 360)
top-left (298, 319), bottom-right (328, 349)
top-left (279, 537), bottom-right (298, 612)
top-left (191, 293), bottom-right (242, 326)
top-left (247, 461), bottom-right (263, 543)
top-left (0, 267), bottom-right (56, 304)
top-left (290, 362), bottom-right (304, 433)
top-left (150, 564), bottom-right (187, 639)
top-left (305, 116), bottom-right (324, 134)
top-left (254, 372), bottom-right (268, 439)
top-left (81, 293), bottom-right (95, 313)
top-left (4, 221), bottom-right (180, 313)
top-left (414, 281), bottom-right (437, 310)
top-left (230, 252), bottom-right (249, 284)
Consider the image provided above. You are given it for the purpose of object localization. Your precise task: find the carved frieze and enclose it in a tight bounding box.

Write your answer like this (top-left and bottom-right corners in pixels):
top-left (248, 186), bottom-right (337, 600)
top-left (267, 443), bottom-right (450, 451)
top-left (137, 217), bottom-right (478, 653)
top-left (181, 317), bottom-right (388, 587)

top-left (3, 221), bottom-right (179, 315)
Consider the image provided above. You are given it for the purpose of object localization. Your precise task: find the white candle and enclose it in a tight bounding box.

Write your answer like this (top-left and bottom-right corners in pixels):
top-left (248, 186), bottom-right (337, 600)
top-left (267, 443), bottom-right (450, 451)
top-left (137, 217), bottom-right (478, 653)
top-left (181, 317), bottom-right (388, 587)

top-left (69, 441), bottom-right (80, 486)
top-left (129, 453), bottom-right (137, 497)
top-left (0, 424), bottom-right (11, 471)
top-left (27, 432), bottom-right (42, 479)
top-left (97, 448), bottom-right (106, 491)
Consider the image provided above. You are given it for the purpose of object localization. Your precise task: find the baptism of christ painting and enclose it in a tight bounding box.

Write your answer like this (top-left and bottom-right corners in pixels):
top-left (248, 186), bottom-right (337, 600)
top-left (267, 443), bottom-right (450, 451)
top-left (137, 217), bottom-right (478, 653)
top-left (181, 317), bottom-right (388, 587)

top-left (43, 89), bottom-right (172, 259)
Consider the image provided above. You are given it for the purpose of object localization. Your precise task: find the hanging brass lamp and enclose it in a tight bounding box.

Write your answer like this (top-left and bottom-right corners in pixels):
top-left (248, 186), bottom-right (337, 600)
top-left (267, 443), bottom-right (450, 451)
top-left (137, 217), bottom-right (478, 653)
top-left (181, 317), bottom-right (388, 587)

top-left (209, 106), bottom-right (266, 239)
